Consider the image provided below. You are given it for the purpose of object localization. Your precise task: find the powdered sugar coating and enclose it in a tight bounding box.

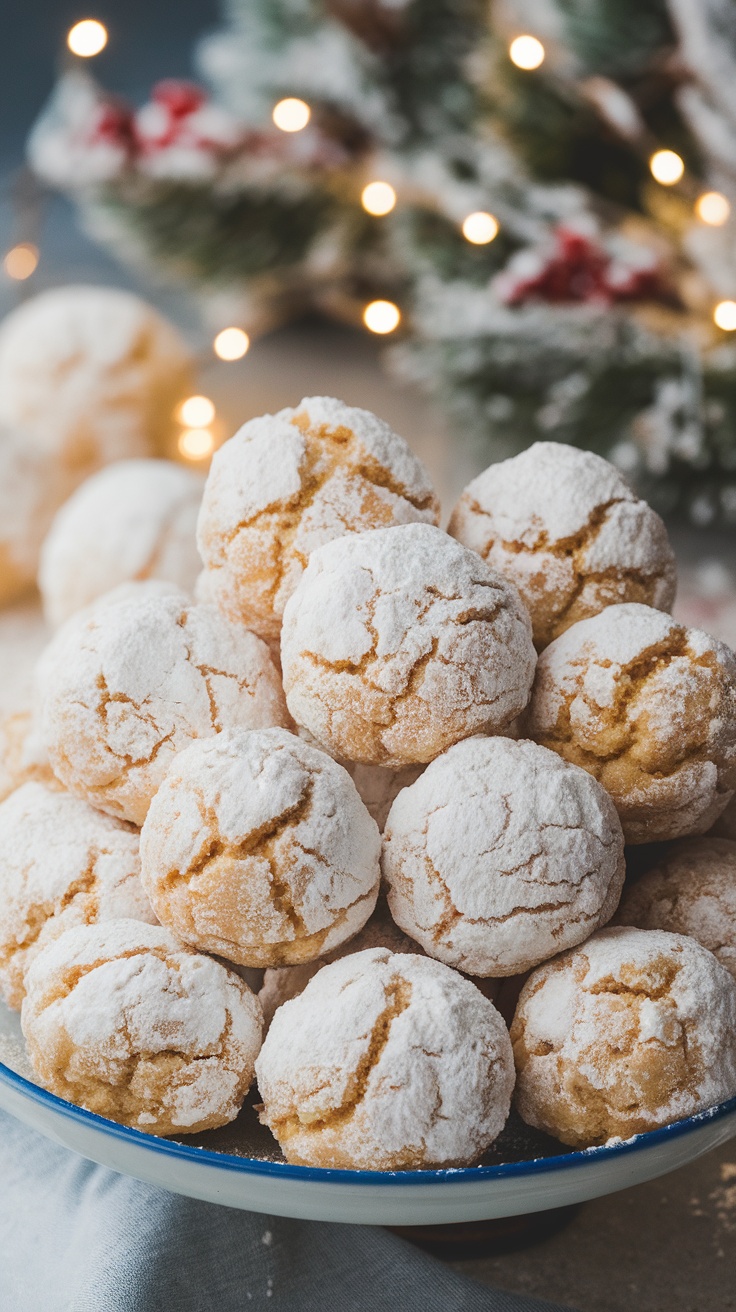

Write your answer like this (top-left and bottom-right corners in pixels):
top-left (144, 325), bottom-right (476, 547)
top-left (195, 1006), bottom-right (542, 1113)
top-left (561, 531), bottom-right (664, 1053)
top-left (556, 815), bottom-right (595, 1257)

top-left (383, 736), bottom-right (625, 976)
top-left (281, 523), bottom-right (537, 767)
top-left (0, 286), bottom-right (193, 474)
top-left (140, 728), bottom-right (381, 967)
top-left (0, 781), bottom-right (155, 1010)
top-left (615, 838), bottom-right (736, 979)
top-left (21, 919), bottom-right (263, 1135)
top-left (256, 947), bottom-right (514, 1170)
top-left (197, 396), bottom-right (440, 642)
top-left (449, 443), bottom-right (676, 650)
top-left (0, 427), bottom-right (75, 608)
top-left (38, 586), bottom-right (289, 825)
top-left (0, 707), bottom-right (56, 804)
top-left (511, 926), bottom-right (736, 1147)
top-left (525, 603), bottom-right (736, 843)
top-left (39, 460), bottom-right (203, 628)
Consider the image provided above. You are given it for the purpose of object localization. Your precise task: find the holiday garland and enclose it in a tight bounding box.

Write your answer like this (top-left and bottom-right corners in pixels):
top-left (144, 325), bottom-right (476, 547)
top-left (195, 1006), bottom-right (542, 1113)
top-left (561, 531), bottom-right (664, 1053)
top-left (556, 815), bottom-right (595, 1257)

top-left (26, 0), bottom-right (736, 525)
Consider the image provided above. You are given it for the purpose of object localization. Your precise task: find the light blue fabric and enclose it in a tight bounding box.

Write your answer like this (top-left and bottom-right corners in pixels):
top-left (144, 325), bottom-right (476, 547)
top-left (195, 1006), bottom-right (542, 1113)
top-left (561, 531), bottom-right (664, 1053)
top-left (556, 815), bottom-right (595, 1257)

top-left (0, 1110), bottom-right (575, 1312)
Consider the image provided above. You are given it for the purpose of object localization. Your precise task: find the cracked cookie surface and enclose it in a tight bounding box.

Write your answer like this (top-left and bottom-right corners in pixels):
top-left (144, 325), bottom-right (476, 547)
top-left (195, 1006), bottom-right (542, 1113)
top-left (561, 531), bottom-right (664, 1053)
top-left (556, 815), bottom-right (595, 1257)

top-left (448, 442), bottom-right (676, 650)
top-left (256, 947), bottom-right (514, 1169)
top-left (197, 395), bottom-right (440, 642)
top-left (0, 781), bottom-right (155, 1010)
top-left (524, 603), bottom-right (736, 843)
top-left (21, 919), bottom-right (263, 1135)
top-left (382, 736), bottom-right (625, 977)
top-left (140, 727), bottom-right (381, 967)
top-left (281, 522), bottom-right (537, 767)
top-left (615, 837), bottom-right (736, 978)
top-left (511, 926), bottom-right (736, 1147)
top-left (38, 586), bottom-right (289, 825)
top-left (40, 459), bottom-right (203, 628)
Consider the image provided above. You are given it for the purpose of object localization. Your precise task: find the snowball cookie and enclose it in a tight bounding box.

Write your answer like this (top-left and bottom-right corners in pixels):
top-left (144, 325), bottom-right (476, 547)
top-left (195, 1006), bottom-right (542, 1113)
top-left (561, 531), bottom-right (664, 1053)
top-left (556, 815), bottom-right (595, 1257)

top-left (382, 736), bottom-right (625, 977)
top-left (0, 708), bottom-right (57, 804)
top-left (0, 781), bottom-right (155, 1010)
top-left (39, 459), bottom-right (203, 628)
top-left (281, 523), bottom-right (537, 768)
top-left (511, 926), bottom-right (736, 1147)
top-left (615, 838), bottom-right (736, 980)
top-left (197, 396), bottom-right (440, 642)
top-left (0, 286), bottom-right (194, 475)
top-left (140, 728), bottom-right (381, 967)
top-left (525, 604), bottom-right (736, 844)
top-left (0, 425), bottom-right (73, 607)
top-left (38, 586), bottom-right (288, 825)
top-left (256, 947), bottom-right (514, 1170)
top-left (21, 919), bottom-right (263, 1135)
top-left (448, 442), bottom-right (676, 650)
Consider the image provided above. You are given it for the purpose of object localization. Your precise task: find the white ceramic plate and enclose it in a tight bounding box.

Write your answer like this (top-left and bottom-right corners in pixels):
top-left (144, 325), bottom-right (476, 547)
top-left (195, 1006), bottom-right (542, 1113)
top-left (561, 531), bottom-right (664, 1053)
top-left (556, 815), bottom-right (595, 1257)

top-left (2, 999), bottom-right (736, 1225)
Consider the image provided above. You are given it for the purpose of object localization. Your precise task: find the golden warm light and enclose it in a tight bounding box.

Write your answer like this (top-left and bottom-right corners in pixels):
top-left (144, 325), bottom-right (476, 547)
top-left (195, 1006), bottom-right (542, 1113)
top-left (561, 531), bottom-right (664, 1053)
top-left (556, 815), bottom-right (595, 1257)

top-left (363, 300), bottom-right (401, 334)
top-left (714, 300), bottom-right (736, 331)
top-left (67, 19), bottom-right (108, 57)
top-left (696, 191), bottom-right (731, 226)
top-left (178, 395), bottom-right (216, 427)
top-left (272, 98), bottom-right (311, 132)
top-left (213, 327), bottom-right (250, 361)
top-left (361, 181), bottom-right (397, 216)
top-left (509, 35), bottom-right (545, 70)
top-left (649, 149), bottom-right (684, 186)
top-left (462, 211), bottom-right (499, 244)
top-left (178, 428), bottom-right (215, 460)
top-left (3, 243), bottom-right (39, 280)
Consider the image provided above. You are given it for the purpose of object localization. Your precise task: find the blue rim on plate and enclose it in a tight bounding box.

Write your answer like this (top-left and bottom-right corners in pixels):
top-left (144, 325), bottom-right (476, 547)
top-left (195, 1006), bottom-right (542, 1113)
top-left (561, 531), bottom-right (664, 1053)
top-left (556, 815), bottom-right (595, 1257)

top-left (3, 1054), bottom-right (736, 1185)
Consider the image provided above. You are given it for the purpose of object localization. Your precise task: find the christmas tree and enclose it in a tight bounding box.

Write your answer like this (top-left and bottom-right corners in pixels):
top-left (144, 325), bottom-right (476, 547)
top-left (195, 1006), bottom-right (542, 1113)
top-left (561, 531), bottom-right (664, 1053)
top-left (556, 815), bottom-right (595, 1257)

top-left (27, 0), bottom-right (736, 525)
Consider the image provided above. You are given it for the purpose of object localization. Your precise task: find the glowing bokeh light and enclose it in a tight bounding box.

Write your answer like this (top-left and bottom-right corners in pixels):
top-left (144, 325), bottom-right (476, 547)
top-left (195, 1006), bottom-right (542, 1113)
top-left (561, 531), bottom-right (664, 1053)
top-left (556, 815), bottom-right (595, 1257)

top-left (178, 428), bottom-right (215, 460)
top-left (361, 181), bottom-right (397, 216)
top-left (213, 327), bottom-right (250, 361)
top-left (3, 243), bottom-right (39, 280)
top-left (67, 19), bottom-right (108, 57)
top-left (272, 98), bottom-right (311, 132)
top-left (462, 211), bottom-right (499, 244)
top-left (696, 192), bottom-right (731, 226)
top-left (714, 300), bottom-right (736, 331)
top-left (178, 395), bottom-right (216, 427)
top-left (363, 300), bottom-right (401, 334)
top-left (509, 36), bottom-right (545, 70)
top-left (649, 149), bottom-right (684, 185)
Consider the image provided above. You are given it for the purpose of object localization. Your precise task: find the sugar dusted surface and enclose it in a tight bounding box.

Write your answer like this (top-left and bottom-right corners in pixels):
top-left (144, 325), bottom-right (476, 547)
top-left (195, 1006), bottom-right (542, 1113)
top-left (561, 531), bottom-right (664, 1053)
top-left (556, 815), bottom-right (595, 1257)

top-left (256, 947), bottom-right (515, 1170)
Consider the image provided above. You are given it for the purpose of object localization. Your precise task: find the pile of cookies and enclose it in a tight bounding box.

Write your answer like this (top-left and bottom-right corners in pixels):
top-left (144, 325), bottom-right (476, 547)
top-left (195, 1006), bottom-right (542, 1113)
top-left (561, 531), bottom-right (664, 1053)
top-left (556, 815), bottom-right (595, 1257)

top-left (2, 393), bottom-right (736, 1170)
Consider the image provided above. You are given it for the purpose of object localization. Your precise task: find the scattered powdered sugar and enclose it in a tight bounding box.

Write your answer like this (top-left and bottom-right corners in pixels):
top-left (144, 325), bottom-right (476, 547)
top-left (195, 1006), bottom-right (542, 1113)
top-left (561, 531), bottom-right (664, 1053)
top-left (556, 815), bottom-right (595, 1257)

top-left (281, 522), bottom-right (537, 767)
top-left (615, 837), bottom-right (736, 978)
top-left (39, 459), bottom-right (203, 628)
top-left (140, 727), bottom-right (381, 967)
top-left (526, 603), bottom-right (736, 843)
top-left (197, 396), bottom-right (440, 641)
top-left (256, 946), bottom-right (515, 1170)
top-left (0, 780), bottom-right (155, 1009)
top-left (37, 585), bottom-right (289, 824)
top-left (382, 735), bottom-right (625, 976)
top-left (21, 918), bottom-right (263, 1135)
top-left (512, 926), bottom-right (736, 1148)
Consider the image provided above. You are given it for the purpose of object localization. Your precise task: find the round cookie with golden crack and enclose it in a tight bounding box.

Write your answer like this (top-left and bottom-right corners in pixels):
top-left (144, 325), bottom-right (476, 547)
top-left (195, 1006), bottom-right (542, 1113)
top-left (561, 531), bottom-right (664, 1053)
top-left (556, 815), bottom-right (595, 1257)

top-left (21, 919), bottom-right (263, 1136)
top-left (140, 727), bottom-right (381, 968)
top-left (38, 585), bottom-right (289, 825)
top-left (0, 286), bottom-right (194, 474)
top-left (39, 459), bottom-right (203, 628)
top-left (524, 603), bottom-right (736, 844)
top-left (448, 442), bottom-right (676, 651)
top-left (281, 523), bottom-right (537, 768)
top-left (0, 780), bottom-right (155, 1010)
top-left (511, 926), bottom-right (736, 1148)
top-left (256, 947), bottom-right (514, 1170)
top-left (615, 837), bottom-right (736, 979)
top-left (382, 736), bottom-right (625, 977)
top-left (197, 395), bottom-right (440, 643)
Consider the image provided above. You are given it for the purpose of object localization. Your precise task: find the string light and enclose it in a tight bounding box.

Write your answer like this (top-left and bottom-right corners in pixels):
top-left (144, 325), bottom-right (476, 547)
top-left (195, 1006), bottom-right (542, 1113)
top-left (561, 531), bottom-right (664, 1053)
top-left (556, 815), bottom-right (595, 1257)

top-left (67, 19), bottom-right (108, 57)
top-left (3, 243), bottom-right (39, 280)
top-left (462, 211), bottom-right (499, 244)
top-left (696, 192), bottom-right (731, 226)
top-left (178, 428), bottom-right (215, 460)
top-left (509, 36), bottom-right (545, 70)
top-left (178, 395), bottom-right (216, 427)
top-left (363, 300), bottom-right (401, 334)
top-left (213, 327), bottom-right (250, 361)
top-left (649, 150), bottom-right (684, 186)
top-left (714, 301), bottom-right (736, 331)
top-left (272, 98), bottom-right (311, 132)
top-left (361, 181), bottom-right (397, 216)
